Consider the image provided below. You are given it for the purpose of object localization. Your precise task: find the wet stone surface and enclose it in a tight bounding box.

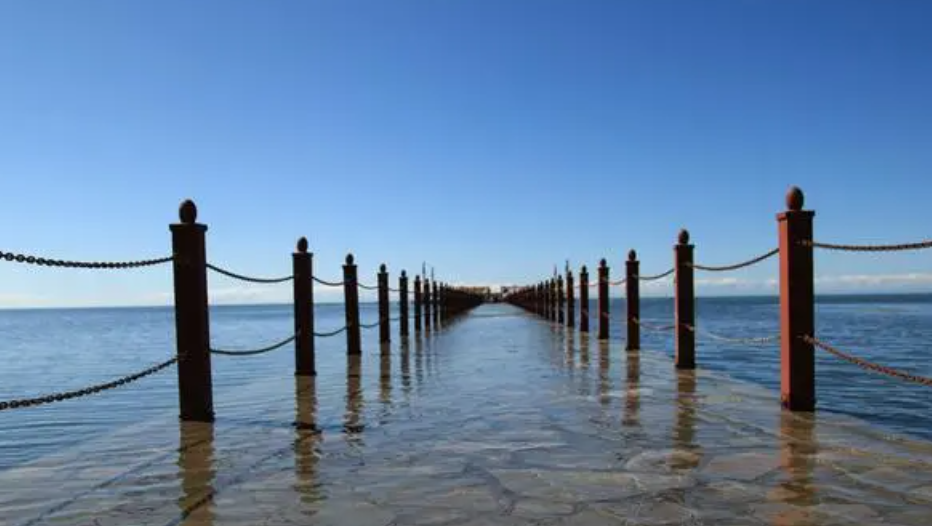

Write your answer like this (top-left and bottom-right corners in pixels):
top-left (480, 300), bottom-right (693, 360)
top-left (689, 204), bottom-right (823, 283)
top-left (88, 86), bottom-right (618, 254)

top-left (1, 304), bottom-right (931, 525)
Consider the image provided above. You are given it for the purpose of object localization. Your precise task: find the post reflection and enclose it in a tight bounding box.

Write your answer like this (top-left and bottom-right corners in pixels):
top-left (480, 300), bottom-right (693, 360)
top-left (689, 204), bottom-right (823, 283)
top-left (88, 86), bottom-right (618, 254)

top-left (774, 411), bottom-right (818, 510)
top-left (344, 354), bottom-right (365, 441)
top-left (598, 340), bottom-right (611, 408)
top-left (415, 332), bottom-right (424, 393)
top-left (293, 376), bottom-right (322, 506)
top-left (623, 350), bottom-right (640, 427)
top-left (177, 421), bottom-right (216, 526)
top-left (672, 370), bottom-right (701, 470)
top-left (565, 329), bottom-right (575, 377)
top-left (400, 337), bottom-right (412, 401)
top-left (379, 344), bottom-right (393, 423)
top-left (578, 332), bottom-right (591, 397)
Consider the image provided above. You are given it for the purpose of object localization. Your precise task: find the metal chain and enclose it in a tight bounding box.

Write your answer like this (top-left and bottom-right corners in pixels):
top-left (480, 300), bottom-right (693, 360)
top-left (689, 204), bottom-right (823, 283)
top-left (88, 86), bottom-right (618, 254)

top-left (633, 318), bottom-right (676, 331)
top-left (359, 320), bottom-right (380, 329)
top-left (690, 248), bottom-right (779, 272)
top-left (0, 356), bottom-right (177, 411)
top-left (210, 334), bottom-right (296, 356)
top-left (358, 282), bottom-right (379, 291)
top-left (313, 276), bottom-right (344, 287)
top-left (686, 324), bottom-right (779, 345)
top-left (610, 278), bottom-right (627, 286)
top-left (805, 335), bottom-right (932, 387)
top-left (206, 263), bottom-right (293, 284)
top-left (314, 326), bottom-right (348, 338)
top-left (804, 239), bottom-right (932, 252)
top-left (0, 250), bottom-right (173, 270)
top-left (636, 268), bottom-right (675, 281)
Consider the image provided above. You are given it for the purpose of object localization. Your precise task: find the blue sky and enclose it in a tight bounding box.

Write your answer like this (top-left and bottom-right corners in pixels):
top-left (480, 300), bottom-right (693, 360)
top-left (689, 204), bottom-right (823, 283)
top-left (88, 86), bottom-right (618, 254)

top-left (1, 0), bottom-right (930, 307)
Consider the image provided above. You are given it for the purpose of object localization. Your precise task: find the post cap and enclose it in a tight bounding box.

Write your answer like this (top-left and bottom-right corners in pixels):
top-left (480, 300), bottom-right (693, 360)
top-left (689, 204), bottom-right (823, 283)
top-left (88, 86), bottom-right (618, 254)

top-left (401, 270), bottom-right (407, 278)
top-left (345, 253), bottom-right (355, 265)
top-left (581, 265), bottom-right (588, 273)
top-left (628, 249), bottom-right (637, 261)
top-left (179, 200), bottom-right (198, 224)
top-left (296, 237), bottom-right (308, 253)
top-left (678, 229), bottom-right (690, 245)
top-left (599, 258), bottom-right (607, 267)
top-left (380, 263), bottom-right (387, 273)
top-left (787, 186), bottom-right (805, 211)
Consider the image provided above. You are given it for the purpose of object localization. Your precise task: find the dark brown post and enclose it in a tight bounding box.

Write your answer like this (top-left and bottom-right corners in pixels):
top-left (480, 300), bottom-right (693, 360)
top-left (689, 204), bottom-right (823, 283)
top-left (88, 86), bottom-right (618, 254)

top-left (579, 266), bottom-right (590, 332)
top-left (423, 278), bottom-right (432, 330)
top-left (625, 250), bottom-right (640, 352)
top-left (551, 278), bottom-right (558, 322)
top-left (779, 187), bottom-right (815, 412)
top-left (400, 271), bottom-right (409, 338)
top-left (598, 259), bottom-right (609, 340)
top-left (414, 275), bottom-right (422, 332)
top-left (378, 264), bottom-right (390, 344)
top-left (674, 230), bottom-right (695, 369)
top-left (293, 237), bottom-right (315, 376)
top-left (171, 200), bottom-right (214, 422)
top-left (566, 269), bottom-right (575, 328)
top-left (343, 254), bottom-right (361, 355)
top-left (432, 280), bottom-right (440, 325)
top-left (557, 275), bottom-right (565, 325)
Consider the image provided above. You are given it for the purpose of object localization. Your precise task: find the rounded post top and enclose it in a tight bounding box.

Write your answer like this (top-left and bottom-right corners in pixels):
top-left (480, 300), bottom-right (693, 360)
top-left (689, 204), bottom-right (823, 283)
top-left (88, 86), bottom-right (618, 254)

top-left (628, 249), bottom-right (637, 261)
top-left (179, 199), bottom-right (198, 224)
top-left (401, 270), bottom-right (407, 278)
top-left (599, 258), bottom-right (607, 268)
top-left (379, 263), bottom-right (387, 273)
top-left (581, 265), bottom-right (588, 273)
top-left (786, 186), bottom-right (805, 211)
top-left (345, 253), bottom-right (355, 265)
top-left (678, 229), bottom-right (690, 245)
top-left (296, 236), bottom-right (308, 253)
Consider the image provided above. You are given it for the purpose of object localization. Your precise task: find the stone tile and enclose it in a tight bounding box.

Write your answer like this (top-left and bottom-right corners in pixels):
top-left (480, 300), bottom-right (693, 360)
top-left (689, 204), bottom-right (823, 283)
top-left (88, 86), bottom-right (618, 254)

top-left (701, 451), bottom-right (780, 482)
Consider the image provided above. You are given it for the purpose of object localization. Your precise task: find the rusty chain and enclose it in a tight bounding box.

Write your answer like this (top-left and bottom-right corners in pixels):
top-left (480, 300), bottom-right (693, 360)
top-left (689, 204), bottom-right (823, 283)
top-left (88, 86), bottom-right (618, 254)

top-left (210, 334), bottom-right (296, 356)
top-left (637, 268), bottom-right (675, 282)
top-left (690, 248), bottom-right (779, 272)
top-left (312, 276), bottom-right (344, 287)
top-left (0, 249), bottom-right (173, 269)
top-left (0, 356), bottom-right (177, 411)
top-left (633, 318), bottom-right (675, 332)
top-left (206, 263), bottom-right (292, 284)
top-left (314, 326), bottom-right (348, 338)
top-left (804, 335), bottom-right (932, 387)
top-left (803, 239), bottom-right (932, 252)
top-left (686, 324), bottom-right (779, 345)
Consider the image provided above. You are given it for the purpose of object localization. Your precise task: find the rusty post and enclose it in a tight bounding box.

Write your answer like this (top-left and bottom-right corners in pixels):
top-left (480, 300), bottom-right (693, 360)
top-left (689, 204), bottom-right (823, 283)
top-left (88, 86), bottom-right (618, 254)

top-left (625, 250), bottom-right (640, 352)
top-left (674, 230), bottom-right (695, 369)
top-left (293, 237), bottom-right (315, 376)
top-left (579, 266), bottom-right (589, 332)
top-left (598, 259), bottom-right (609, 340)
top-left (400, 271), bottom-right (409, 338)
top-left (343, 254), bottom-right (361, 355)
top-left (779, 186), bottom-right (816, 412)
top-left (378, 264), bottom-right (390, 344)
top-left (566, 269), bottom-right (575, 328)
top-left (414, 275), bottom-right (422, 333)
top-left (423, 278), bottom-right (432, 330)
top-left (557, 275), bottom-right (565, 325)
top-left (170, 200), bottom-right (214, 422)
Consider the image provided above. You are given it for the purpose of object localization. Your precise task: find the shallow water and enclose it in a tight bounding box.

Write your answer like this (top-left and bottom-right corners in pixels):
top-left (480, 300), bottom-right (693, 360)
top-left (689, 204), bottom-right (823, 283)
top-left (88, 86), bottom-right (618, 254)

top-left (0, 301), bottom-right (931, 525)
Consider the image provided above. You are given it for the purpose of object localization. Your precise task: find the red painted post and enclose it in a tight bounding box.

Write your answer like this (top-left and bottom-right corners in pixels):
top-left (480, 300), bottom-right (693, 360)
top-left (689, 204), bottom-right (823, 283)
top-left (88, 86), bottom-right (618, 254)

top-left (414, 275), bottom-right (422, 332)
top-left (566, 269), bottom-right (575, 328)
top-left (170, 200), bottom-right (214, 422)
top-left (557, 275), bottom-right (565, 325)
top-left (400, 271), bottom-right (409, 338)
top-left (293, 237), bottom-right (315, 376)
top-left (779, 187), bottom-right (815, 412)
top-left (343, 254), bottom-right (361, 355)
top-left (579, 266), bottom-right (589, 332)
top-left (625, 250), bottom-right (640, 352)
top-left (423, 278), bottom-right (432, 330)
top-left (378, 264), bottom-right (390, 344)
top-left (674, 230), bottom-right (695, 369)
top-left (598, 259), bottom-right (609, 340)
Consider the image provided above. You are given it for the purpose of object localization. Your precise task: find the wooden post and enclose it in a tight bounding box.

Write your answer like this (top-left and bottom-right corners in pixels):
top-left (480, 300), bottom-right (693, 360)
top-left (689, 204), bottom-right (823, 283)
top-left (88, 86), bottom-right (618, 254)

top-left (557, 275), bottom-right (565, 325)
top-left (566, 269), bottom-right (575, 328)
top-left (551, 278), bottom-right (558, 322)
top-left (779, 187), bottom-right (816, 412)
top-left (170, 200), bottom-right (214, 422)
top-left (400, 271), bottom-right (409, 338)
top-left (625, 250), bottom-right (640, 352)
top-left (598, 259), bottom-right (609, 340)
top-left (414, 275), bottom-right (422, 332)
top-left (378, 264), bottom-right (390, 344)
top-left (432, 280), bottom-right (440, 325)
top-left (293, 237), bottom-right (315, 376)
top-left (343, 254), bottom-right (361, 355)
top-left (579, 266), bottom-right (589, 332)
top-left (675, 230), bottom-right (695, 369)
top-left (423, 278), bottom-right (432, 330)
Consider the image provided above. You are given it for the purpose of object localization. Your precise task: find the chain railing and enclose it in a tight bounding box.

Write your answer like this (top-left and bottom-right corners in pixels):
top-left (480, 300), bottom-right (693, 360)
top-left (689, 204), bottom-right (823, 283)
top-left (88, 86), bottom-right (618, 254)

top-left (312, 276), bottom-right (344, 287)
top-left (314, 326), bottom-right (348, 338)
top-left (636, 268), bottom-right (674, 281)
top-left (804, 239), bottom-right (932, 252)
top-left (804, 336), bottom-right (932, 387)
top-left (633, 318), bottom-right (676, 332)
top-left (206, 263), bottom-right (293, 284)
top-left (210, 334), bottom-right (297, 356)
top-left (690, 248), bottom-right (779, 272)
top-left (610, 278), bottom-right (627, 286)
top-left (686, 324), bottom-right (779, 345)
top-left (359, 320), bottom-right (380, 330)
top-left (0, 249), bottom-right (173, 269)
top-left (0, 356), bottom-right (178, 411)
top-left (357, 282), bottom-right (379, 291)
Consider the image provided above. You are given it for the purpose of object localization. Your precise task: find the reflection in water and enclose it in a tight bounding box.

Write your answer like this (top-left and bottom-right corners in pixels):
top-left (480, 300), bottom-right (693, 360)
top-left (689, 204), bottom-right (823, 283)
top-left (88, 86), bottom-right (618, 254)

top-left (598, 340), bottom-right (611, 408)
top-left (379, 345), bottom-right (393, 423)
top-left (578, 332), bottom-right (591, 397)
top-left (344, 355), bottom-right (365, 442)
top-left (415, 333), bottom-right (424, 394)
top-left (401, 337), bottom-right (412, 401)
top-left (623, 350), bottom-right (640, 427)
top-left (776, 411), bottom-right (818, 509)
top-left (293, 376), bottom-right (322, 506)
top-left (177, 421), bottom-right (216, 526)
top-left (565, 329), bottom-right (575, 378)
top-left (672, 370), bottom-right (701, 470)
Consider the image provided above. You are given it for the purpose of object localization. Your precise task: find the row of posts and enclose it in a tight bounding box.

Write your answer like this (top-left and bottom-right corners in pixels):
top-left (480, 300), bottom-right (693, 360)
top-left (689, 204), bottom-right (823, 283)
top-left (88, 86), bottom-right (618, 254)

top-left (171, 200), bottom-right (484, 422)
top-left (506, 187), bottom-right (817, 413)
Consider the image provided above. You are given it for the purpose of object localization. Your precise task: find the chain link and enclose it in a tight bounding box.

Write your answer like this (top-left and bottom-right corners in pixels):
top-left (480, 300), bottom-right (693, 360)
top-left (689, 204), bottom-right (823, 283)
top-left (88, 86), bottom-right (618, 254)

top-left (206, 263), bottom-right (292, 284)
top-left (805, 335), bottom-right (932, 387)
top-left (359, 320), bottom-right (380, 329)
top-left (610, 278), bottom-right (627, 287)
top-left (314, 326), bottom-right (348, 338)
top-left (633, 318), bottom-right (675, 331)
top-left (636, 268), bottom-right (675, 282)
top-left (803, 239), bottom-right (932, 252)
top-left (686, 324), bottom-right (779, 345)
top-left (0, 250), bottom-right (173, 270)
top-left (358, 282), bottom-right (379, 291)
top-left (313, 276), bottom-right (344, 287)
top-left (0, 356), bottom-right (177, 411)
top-left (210, 334), bottom-right (296, 356)
top-left (690, 248), bottom-right (779, 272)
